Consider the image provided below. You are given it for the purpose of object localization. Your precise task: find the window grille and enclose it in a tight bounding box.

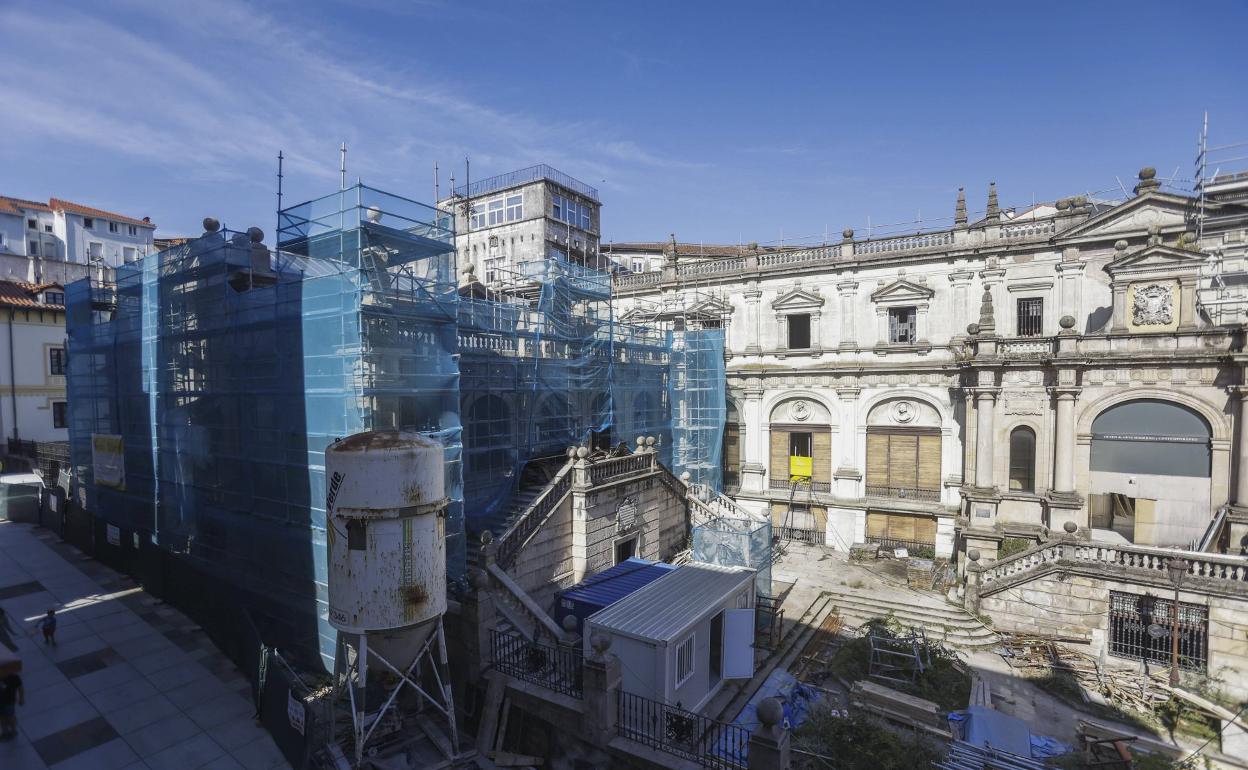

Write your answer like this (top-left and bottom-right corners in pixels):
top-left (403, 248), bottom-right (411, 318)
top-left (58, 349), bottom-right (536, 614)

top-left (1017, 297), bottom-right (1043, 336)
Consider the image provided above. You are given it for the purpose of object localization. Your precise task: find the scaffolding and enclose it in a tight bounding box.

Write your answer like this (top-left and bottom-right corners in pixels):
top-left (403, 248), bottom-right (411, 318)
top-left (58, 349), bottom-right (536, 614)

top-left (691, 516), bottom-right (772, 597)
top-left (1194, 115), bottom-right (1248, 325)
top-left (67, 185), bottom-right (461, 672)
top-left (66, 175), bottom-right (731, 677)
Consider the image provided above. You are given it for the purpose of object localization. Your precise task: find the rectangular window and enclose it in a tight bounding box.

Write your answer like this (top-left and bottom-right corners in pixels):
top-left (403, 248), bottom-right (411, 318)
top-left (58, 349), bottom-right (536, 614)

top-left (88, 242), bottom-right (103, 260)
top-left (552, 193), bottom-right (564, 222)
top-left (52, 402), bottom-right (67, 429)
top-left (674, 634), bottom-right (695, 688)
top-left (787, 313), bottom-right (811, 349)
top-left (127, 225), bottom-right (137, 236)
top-left (888, 307), bottom-right (917, 343)
top-left (1017, 297), bottom-right (1043, 336)
top-left (505, 194), bottom-right (523, 221)
top-left (123, 247), bottom-right (136, 262)
top-left (49, 347), bottom-right (67, 375)
top-left (631, 259), bottom-right (643, 273)
top-left (82, 217), bottom-right (94, 229)
top-left (581, 206), bottom-right (591, 230)
top-left (108, 221), bottom-right (119, 233)
top-left (469, 203), bottom-right (486, 230)
top-left (487, 198), bottom-right (505, 226)
top-left (27, 218), bottom-right (37, 230)
top-left (29, 240), bottom-right (39, 254)
top-left (44, 224), bottom-right (52, 233)
top-left (44, 291), bottom-right (64, 305)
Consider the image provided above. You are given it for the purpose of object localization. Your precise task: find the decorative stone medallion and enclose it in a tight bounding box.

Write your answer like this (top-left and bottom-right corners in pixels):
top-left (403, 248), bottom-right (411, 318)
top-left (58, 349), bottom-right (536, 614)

top-left (1133, 284), bottom-right (1172, 326)
top-left (891, 400), bottom-right (916, 424)
top-left (616, 497), bottom-right (637, 533)
top-left (791, 400), bottom-right (811, 422)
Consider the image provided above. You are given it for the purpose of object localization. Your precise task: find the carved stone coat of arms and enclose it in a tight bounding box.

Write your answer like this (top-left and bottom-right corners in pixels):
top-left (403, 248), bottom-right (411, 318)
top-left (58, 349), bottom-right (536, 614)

top-left (1132, 284), bottom-right (1173, 326)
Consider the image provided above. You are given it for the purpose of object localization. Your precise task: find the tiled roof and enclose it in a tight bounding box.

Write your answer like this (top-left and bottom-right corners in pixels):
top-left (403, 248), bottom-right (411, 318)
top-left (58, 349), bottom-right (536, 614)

top-left (0, 195), bottom-right (154, 229)
top-left (49, 198), bottom-right (154, 229)
top-left (0, 196), bottom-right (54, 215)
top-left (0, 280), bottom-right (64, 311)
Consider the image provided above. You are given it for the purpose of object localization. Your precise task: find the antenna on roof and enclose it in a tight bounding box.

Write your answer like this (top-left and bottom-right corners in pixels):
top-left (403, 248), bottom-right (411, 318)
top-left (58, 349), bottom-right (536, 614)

top-left (275, 150), bottom-right (284, 269)
top-left (434, 162), bottom-right (440, 205)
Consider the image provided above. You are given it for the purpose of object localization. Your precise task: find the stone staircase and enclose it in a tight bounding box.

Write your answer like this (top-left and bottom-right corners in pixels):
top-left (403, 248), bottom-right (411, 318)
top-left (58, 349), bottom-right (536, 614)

top-left (820, 584), bottom-right (1000, 649)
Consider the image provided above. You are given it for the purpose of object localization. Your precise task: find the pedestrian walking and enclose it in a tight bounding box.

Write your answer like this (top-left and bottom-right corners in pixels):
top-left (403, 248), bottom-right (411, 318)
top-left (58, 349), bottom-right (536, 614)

top-left (0, 609), bottom-right (17, 653)
top-left (38, 610), bottom-right (56, 646)
top-left (0, 669), bottom-right (21, 740)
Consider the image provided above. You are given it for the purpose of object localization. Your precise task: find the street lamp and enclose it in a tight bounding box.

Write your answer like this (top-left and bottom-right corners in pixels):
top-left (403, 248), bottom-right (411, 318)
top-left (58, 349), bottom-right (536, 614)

top-left (1165, 556), bottom-right (1190, 688)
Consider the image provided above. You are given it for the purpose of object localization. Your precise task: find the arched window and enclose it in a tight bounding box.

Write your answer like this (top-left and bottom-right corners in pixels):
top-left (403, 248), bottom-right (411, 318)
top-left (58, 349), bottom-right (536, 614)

top-left (1091, 400), bottom-right (1211, 477)
top-left (1008, 427), bottom-right (1036, 492)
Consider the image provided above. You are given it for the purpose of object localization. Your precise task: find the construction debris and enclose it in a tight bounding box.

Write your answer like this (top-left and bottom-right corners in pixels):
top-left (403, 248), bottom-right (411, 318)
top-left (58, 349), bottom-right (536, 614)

top-left (850, 680), bottom-right (950, 737)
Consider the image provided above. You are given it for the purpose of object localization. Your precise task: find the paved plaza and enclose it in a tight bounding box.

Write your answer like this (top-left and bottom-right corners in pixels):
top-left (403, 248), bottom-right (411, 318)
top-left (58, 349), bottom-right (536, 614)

top-left (0, 520), bottom-right (289, 770)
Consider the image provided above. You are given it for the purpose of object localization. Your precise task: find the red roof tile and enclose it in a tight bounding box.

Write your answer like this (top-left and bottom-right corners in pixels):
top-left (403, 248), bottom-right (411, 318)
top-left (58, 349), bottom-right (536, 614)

top-left (0, 280), bottom-right (64, 311)
top-left (0, 196), bottom-right (54, 215)
top-left (49, 198), bottom-right (154, 229)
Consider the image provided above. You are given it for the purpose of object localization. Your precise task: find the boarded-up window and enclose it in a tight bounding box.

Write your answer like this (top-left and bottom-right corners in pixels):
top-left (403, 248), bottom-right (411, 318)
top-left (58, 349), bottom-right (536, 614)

top-left (866, 429), bottom-right (940, 498)
top-left (866, 511), bottom-right (937, 546)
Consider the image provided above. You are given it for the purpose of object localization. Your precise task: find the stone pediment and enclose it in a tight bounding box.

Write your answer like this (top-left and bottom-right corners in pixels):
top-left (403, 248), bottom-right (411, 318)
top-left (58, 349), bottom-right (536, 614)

top-left (688, 296), bottom-right (734, 318)
top-left (870, 278), bottom-right (934, 303)
top-left (771, 286), bottom-right (824, 312)
top-left (1104, 244), bottom-right (1206, 279)
top-left (1057, 193), bottom-right (1190, 241)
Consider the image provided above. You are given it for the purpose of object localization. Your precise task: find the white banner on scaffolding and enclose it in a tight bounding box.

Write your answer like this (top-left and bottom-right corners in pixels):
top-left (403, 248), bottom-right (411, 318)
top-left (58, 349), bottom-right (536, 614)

top-left (91, 434), bottom-right (126, 490)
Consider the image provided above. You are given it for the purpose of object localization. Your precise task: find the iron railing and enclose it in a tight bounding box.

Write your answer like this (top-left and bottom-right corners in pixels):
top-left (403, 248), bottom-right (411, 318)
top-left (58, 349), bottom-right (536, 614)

top-left (775, 526), bottom-right (826, 545)
top-left (617, 691), bottom-right (749, 770)
top-left (1108, 592), bottom-right (1208, 672)
top-left (865, 536), bottom-right (936, 557)
top-left (453, 164), bottom-right (600, 202)
top-left (490, 629), bottom-right (584, 698)
top-left (769, 479), bottom-right (831, 493)
top-left (863, 484), bottom-right (940, 501)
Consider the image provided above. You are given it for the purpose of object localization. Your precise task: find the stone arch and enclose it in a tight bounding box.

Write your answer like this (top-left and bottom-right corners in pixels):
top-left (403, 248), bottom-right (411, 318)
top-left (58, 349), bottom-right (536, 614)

top-left (858, 389), bottom-right (951, 431)
top-left (1076, 388), bottom-right (1230, 442)
top-left (1007, 425), bottom-right (1038, 493)
top-left (761, 390), bottom-right (837, 425)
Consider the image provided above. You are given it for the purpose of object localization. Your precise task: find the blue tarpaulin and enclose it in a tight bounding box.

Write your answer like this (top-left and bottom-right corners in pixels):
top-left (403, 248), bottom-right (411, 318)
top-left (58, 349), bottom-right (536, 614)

top-left (951, 706), bottom-right (1072, 759)
top-left (715, 668), bottom-right (823, 764)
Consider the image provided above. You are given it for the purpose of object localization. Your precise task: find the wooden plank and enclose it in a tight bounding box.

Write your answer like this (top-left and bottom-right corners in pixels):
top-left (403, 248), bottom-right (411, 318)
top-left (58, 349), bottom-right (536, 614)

top-left (475, 676), bottom-right (507, 756)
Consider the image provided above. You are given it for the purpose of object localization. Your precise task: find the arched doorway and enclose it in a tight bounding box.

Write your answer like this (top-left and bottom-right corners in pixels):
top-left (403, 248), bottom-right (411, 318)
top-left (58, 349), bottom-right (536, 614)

top-left (1089, 399), bottom-right (1211, 546)
top-left (863, 398), bottom-right (942, 554)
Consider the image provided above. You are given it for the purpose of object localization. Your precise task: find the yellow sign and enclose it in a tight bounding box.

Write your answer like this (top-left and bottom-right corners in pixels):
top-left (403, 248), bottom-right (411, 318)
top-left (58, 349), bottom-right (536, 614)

top-left (91, 434), bottom-right (126, 490)
top-left (789, 455), bottom-right (812, 480)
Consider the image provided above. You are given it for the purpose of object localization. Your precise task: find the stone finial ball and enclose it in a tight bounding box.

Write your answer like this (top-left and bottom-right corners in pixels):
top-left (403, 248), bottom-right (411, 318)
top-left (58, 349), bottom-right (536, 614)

top-left (1059, 315), bottom-right (1076, 330)
top-left (1063, 520), bottom-right (1078, 534)
top-left (576, 446), bottom-right (589, 459)
top-left (590, 632), bottom-right (611, 655)
top-left (680, 471), bottom-right (691, 481)
top-left (562, 615), bottom-right (578, 632)
top-left (202, 217), bottom-right (220, 233)
top-left (757, 697), bottom-right (784, 727)
top-left (479, 530), bottom-right (493, 546)
top-left (567, 446), bottom-right (577, 458)
top-left (842, 228), bottom-right (854, 239)
top-left (247, 226), bottom-right (264, 243)
top-left (1139, 167), bottom-right (1157, 181)
top-left (463, 262), bottom-right (475, 275)
top-left (968, 549), bottom-right (981, 562)
top-left (1180, 231), bottom-right (1197, 245)
top-left (1114, 239), bottom-right (1128, 251)
top-left (967, 322), bottom-right (980, 336)
top-left (645, 436), bottom-right (656, 447)
top-left (365, 205), bottom-right (383, 223)
top-left (468, 568), bottom-right (488, 590)
top-left (636, 436), bottom-right (646, 447)
top-left (1055, 198), bottom-right (1070, 211)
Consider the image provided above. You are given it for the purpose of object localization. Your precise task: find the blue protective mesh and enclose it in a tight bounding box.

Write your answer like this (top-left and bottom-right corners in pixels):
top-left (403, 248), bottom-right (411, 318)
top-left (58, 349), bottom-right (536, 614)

top-left (67, 186), bottom-right (461, 671)
top-left (692, 517), bottom-right (772, 597)
top-left (66, 183), bottom-right (727, 673)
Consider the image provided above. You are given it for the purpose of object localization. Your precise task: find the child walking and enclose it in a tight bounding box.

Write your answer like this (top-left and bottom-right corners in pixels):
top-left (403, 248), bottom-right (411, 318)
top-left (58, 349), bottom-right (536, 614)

top-left (39, 610), bottom-right (56, 646)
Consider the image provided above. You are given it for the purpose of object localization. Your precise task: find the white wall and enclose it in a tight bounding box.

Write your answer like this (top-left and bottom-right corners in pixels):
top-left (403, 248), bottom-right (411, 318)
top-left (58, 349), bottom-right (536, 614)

top-left (1089, 470), bottom-right (1212, 546)
top-left (60, 213), bottom-right (153, 267)
top-left (0, 308), bottom-right (68, 442)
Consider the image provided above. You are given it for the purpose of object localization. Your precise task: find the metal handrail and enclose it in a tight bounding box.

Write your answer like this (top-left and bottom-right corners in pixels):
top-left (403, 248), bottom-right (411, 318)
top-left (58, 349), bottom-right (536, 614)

top-left (490, 629), bottom-right (583, 698)
top-left (616, 690), bottom-right (748, 770)
top-left (495, 462), bottom-right (575, 569)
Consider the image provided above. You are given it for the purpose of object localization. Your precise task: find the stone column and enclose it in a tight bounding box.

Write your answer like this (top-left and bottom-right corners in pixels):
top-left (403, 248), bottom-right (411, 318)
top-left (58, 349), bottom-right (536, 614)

top-left (834, 387), bottom-right (862, 496)
top-left (1233, 386), bottom-right (1248, 507)
top-left (744, 282), bottom-right (762, 355)
top-left (1179, 277), bottom-right (1198, 330)
top-left (582, 635), bottom-right (622, 747)
top-left (916, 302), bottom-right (930, 344)
top-left (947, 271), bottom-right (974, 341)
top-left (748, 698), bottom-right (791, 770)
top-left (1111, 285), bottom-right (1129, 333)
top-left (837, 281), bottom-right (857, 350)
top-left (741, 386), bottom-right (766, 493)
top-left (460, 568), bottom-right (496, 684)
top-left (776, 314), bottom-right (788, 357)
top-left (875, 308), bottom-right (888, 346)
top-left (1053, 389), bottom-right (1079, 495)
top-left (1056, 258), bottom-right (1085, 323)
top-left (974, 390), bottom-right (998, 489)
top-left (810, 311), bottom-right (823, 357)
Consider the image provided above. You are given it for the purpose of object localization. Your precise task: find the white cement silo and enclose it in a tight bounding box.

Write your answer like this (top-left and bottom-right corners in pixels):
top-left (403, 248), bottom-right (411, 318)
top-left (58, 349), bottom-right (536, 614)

top-left (325, 430), bottom-right (448, 664)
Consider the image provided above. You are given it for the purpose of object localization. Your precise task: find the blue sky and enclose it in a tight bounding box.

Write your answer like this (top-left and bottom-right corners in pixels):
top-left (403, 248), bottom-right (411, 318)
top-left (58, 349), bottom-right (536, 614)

top-left (2, 0), bottom-right (1246, 245)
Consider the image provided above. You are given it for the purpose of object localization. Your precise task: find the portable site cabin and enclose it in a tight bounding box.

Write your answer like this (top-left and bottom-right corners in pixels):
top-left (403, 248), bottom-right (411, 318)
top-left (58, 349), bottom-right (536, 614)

top-left (585, 563), bottom-right (756, 712)
top-left (554, 558), bottom-right (677, 635)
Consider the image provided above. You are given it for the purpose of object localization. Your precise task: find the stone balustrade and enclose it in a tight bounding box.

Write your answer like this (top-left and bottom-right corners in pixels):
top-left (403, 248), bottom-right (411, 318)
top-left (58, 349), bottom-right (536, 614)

top-left (1001, 219), bottom-right (1057, 239)
top-left (853, 230), bottom-right (954, 255)
top-left (613, 271), bottom-right (661, 289)
top-left (587, 452), bottom-right (653, 484)
top-left (676, 257), bottom-right (746, 278)
top-left (979, 538), bottom-right (1248, 589)
top-left (758, 246), bottom-right (837, 268)
top-left (997, 337), bottom-right (1056, 358)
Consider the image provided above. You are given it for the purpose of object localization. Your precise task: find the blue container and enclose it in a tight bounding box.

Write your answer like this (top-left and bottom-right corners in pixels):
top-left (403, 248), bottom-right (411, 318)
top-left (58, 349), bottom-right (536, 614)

top-left (554, 558), bottom-right (677, 635)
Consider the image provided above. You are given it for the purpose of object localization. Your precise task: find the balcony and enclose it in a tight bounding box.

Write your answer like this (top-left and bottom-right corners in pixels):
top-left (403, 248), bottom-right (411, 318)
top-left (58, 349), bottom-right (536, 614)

top-left (769, 478), bottom-right (831, 493)
top-left (863, 484), bottom-right (941, 502)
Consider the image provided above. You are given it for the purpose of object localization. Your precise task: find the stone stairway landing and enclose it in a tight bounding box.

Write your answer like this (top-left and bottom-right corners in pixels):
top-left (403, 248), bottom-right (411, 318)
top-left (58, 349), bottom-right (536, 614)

top-left (818, 584), bottom-right (1000, 649)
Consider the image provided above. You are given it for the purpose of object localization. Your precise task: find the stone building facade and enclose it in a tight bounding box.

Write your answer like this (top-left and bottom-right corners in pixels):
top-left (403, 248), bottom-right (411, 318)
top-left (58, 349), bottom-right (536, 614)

top-left (613, 169), bottom-right (1248, 562)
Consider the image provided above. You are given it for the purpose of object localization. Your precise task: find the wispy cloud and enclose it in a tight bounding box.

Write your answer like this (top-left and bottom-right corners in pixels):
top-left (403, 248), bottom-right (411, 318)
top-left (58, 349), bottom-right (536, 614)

top-left (0, 0), bottom-right (701, 225)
